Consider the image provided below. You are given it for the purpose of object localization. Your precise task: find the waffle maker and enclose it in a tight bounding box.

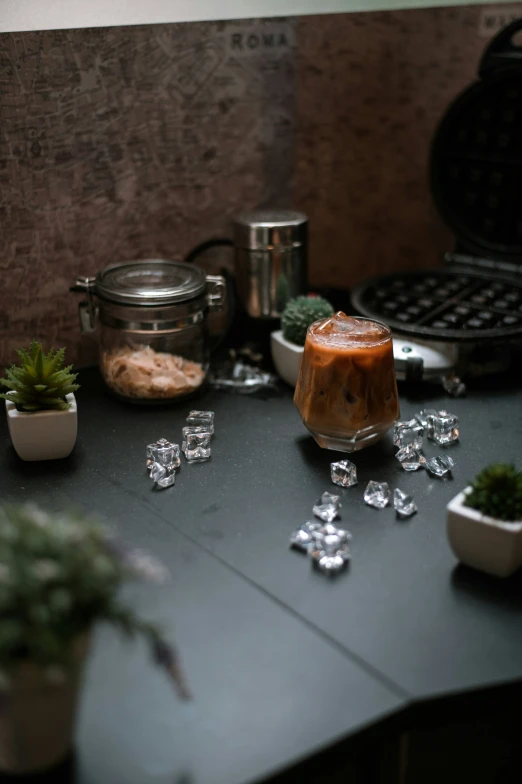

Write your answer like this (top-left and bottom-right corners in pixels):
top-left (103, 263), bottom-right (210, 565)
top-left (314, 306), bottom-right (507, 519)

top-left (351, 19), bottom-right (522, 382)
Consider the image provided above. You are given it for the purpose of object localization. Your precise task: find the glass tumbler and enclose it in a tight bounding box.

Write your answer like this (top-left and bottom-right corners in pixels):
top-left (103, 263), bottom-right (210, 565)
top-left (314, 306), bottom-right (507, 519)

top-left (294, 312), bottom-right (399, 451)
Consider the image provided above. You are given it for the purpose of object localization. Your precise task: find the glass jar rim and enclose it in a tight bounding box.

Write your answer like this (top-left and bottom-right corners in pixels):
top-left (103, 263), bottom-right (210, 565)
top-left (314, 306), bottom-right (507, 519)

top-left (95, 259), bottom-right (207, 306)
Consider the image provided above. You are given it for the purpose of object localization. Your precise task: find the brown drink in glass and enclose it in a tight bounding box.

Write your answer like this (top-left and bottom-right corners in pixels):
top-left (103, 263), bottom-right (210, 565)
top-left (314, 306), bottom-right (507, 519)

top-left (294, 312), bottom-right (399, 451)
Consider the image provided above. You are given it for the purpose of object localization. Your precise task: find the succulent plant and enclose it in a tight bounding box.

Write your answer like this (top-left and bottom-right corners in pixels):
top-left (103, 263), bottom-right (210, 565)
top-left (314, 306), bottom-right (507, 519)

top-left (281, 295), bottom-right (334, 346)
top-left (465, 463), bottom-right (522, 522)
top-left (0, 340), bottom-right (80, 412)
top-left (0, 503), bottom-right (188, 697)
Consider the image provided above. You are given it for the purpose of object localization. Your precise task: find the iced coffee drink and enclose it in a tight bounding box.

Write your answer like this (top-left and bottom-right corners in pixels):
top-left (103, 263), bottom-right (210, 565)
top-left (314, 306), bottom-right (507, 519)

top-left (294, 312), bottom-right (399, 451)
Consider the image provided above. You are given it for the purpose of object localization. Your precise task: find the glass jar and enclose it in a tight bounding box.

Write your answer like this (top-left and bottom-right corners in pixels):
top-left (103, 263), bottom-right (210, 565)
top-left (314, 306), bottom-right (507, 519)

top-left (294, 312), bottom-right (399, 451)
top-left (72, 260), bottom-right (225, 403)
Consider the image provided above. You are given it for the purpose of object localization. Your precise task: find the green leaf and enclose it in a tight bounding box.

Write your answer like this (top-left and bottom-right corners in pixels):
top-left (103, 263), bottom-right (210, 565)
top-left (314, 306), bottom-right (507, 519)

top-left (29, 339), bottom-right (40, 362)
top-left (46, 348), bottom-right (65, 376)
top-left (34, 345), bottom-right (44, 377)
top-left (16, 348), bottom-right (31, 366)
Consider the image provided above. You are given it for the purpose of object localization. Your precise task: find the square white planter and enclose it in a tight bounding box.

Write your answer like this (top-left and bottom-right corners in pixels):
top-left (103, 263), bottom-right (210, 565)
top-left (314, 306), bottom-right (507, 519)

top-left (446, 489), bottom-right (522, 577)
top-left (270, 330), bottom-right (304, 387)
top-left (5, 394), bottom-right (77, 462)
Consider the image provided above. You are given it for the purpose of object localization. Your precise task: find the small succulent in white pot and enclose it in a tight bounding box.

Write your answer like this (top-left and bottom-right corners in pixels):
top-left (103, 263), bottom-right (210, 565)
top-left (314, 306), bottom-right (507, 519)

top-left (0, 503), bottom-right (188, 775)
top-left (447, 463), bottom-right (522, 577)
top-left (271, 296), bottom-right (334, 387)
top-left (0, 340), bottom-right (80, 461)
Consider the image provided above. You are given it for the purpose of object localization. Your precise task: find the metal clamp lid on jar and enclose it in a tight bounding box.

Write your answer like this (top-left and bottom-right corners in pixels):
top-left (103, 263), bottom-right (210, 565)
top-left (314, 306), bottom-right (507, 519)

top-left (233, 209), bottom-right (308, 250)
top-left (71, 259), bottom-right (226, 332)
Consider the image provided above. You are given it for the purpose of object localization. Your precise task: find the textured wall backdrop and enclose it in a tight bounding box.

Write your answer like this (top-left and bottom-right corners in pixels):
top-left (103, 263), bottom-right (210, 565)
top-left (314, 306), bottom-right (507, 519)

top-left (0, 19), bottom-right (296, 365)
top-left (0, 5), bottom-right (518, 366)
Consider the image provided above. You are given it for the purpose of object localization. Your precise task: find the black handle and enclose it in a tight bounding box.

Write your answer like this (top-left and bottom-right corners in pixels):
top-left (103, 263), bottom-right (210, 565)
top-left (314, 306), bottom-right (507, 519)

top-left (183, 237), bottom-right (235, 352)
top-left (479, 17), bottom-right (522, 76)
top-left (184, 238), bottom-right (233, 264)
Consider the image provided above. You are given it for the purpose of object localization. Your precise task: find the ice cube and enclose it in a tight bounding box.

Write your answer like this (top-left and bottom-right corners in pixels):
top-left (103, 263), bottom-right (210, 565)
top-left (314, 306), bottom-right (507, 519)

top-left (393, 488), bottom-right (417, 518)
top-left (426, 454), bottom-right (455, 477)
top-left (150, 461), bottom-right (176, 489)
top-left (331, 459), bottom-right (357, 488)
top-left (146, 438), bottom-right (180, 470)
top-left (395, 445), bottom-right (426, 471)
top-left (313, 491), bottom-right (341, 523)
top-left (441, 374), bottom-right (466, 398)
top-left (187, 410), bottom-right (215, 435)
top-left (289, 522), bottom-right (322, 553)
top-left (182, 427), bottom-right (211, 462)
top-left (312, 522), bottom-right (352, 552)
top-left (364, 481), bottom-right (391, 509)
top-left (427, 411), bottom-right (459, 445)
top-left (310, 545), bottom-right (351, 574)
top-left (415, 409), bottom-right (438, 428)
top-left (393, 419), bottom-right (424, 449)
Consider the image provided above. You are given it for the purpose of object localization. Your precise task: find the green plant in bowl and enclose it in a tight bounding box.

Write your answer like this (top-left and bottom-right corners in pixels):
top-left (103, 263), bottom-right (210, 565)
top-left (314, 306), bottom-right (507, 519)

top-left (464, 463), bottom-right (522, 522)
top-left (281, 296), bottom-right (334, 347)
top-left (0, 339), bottom-right (79, 412)
top-left (0, 502), bottom-right (188, 773)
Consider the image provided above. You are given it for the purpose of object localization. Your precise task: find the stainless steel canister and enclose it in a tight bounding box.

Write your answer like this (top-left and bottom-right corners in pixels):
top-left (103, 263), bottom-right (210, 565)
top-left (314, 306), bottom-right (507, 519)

top-left (233, 209), bottom-right (308, 318)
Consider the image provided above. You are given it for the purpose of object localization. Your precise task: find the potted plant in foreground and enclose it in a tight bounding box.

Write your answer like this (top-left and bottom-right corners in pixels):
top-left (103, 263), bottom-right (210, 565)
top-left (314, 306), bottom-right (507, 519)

top-left (447, 463), bottom-right (522, 577)
top-left (0, 503), bottom-right (188, 775)
top-left (0, 340), bottom-right (80, 461)
top-left (271, 295), bottom-right (334, 387)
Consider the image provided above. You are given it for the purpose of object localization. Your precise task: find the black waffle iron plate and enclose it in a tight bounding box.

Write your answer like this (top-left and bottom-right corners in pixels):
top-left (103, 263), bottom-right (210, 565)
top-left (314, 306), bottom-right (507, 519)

top-left (351, 19), bottom-right (522, 379)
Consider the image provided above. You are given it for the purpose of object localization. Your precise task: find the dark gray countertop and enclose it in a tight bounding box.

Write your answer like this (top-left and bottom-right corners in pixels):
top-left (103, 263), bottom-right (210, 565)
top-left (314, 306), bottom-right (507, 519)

top-left (2, 369), bottom-right (522, 783)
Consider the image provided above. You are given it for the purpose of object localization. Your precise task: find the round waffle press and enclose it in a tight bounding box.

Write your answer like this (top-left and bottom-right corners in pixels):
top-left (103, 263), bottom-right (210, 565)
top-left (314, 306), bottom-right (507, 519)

top-left (351, 20), bottom-right (522, 371)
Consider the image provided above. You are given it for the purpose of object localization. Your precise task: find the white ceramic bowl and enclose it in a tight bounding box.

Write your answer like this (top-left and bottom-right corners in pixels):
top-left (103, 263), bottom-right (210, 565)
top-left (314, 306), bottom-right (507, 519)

top-left (6, 394), bottom-right (78, 461)
top-left (270, 330), bottom-right (304, 387)
top-left (447, 489), bottom-right (522, 577)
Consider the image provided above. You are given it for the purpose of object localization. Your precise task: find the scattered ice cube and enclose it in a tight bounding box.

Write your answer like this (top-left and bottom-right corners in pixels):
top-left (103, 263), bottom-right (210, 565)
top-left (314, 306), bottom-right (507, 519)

top-left (441, 374), bottom-right (467, 398)
top-left (311, 545), bottom-right (351, 574)
top-left (427, 411), bottom-right (459, 445)
top-left (147, 438), bottom-right (180, 470)
top-left (150, 462), bottom-right (166, 482)
top-left (312, 522), bottom-right (352, 552)
top-left (393, 488), bottom-right (417, 518)
top-left (415, 409), bottom-right (438, 428)
top-left (313, 491), bottom-right (341, 523)
top-left (395, 445), bottom-right (426, 471)
top-left (393, 419), bottom-right (424, 449)
top-left (182, 427), bottom-right (211, 462)
top-left (150, 462), bottom-right (176, 488)
top-left (147, 437), bottom-right (167, 467)
top-left (210, 360), bottom-right (278, 394)
top-left (331, 459), bottom-right (357, 487)
top-left (181, 425), bottom-right (209, 448)
top-left (187, 410), bottom-right (215, 435)
top-left (426, 454), bottom-right (455, 477)
top-left (364, 481), bottom-right (391, 509)
top-left (289, 522), bottom-right (322, 553)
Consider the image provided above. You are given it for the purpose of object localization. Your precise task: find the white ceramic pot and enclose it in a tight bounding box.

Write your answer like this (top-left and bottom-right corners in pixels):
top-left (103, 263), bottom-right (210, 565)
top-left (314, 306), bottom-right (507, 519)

top-left (446, 489), bottom-right (522, 577)
top-left (270, 330), bottom-right (304, 387)
top-left (5, 393), bottom-right (77, 461)
top-left (0, 634), bottom-right (89, 774)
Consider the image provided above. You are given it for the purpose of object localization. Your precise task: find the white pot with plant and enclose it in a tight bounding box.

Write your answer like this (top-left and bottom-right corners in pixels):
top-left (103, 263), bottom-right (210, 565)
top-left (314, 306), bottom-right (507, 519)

top-left (447, 463), bottom-right (522, 577)
top-left (270, 296), bottom-right (334, 387)
top-left (0, 503), bottom-right (188, 775)
top-left (0, 340), bottom-right (80, 461)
